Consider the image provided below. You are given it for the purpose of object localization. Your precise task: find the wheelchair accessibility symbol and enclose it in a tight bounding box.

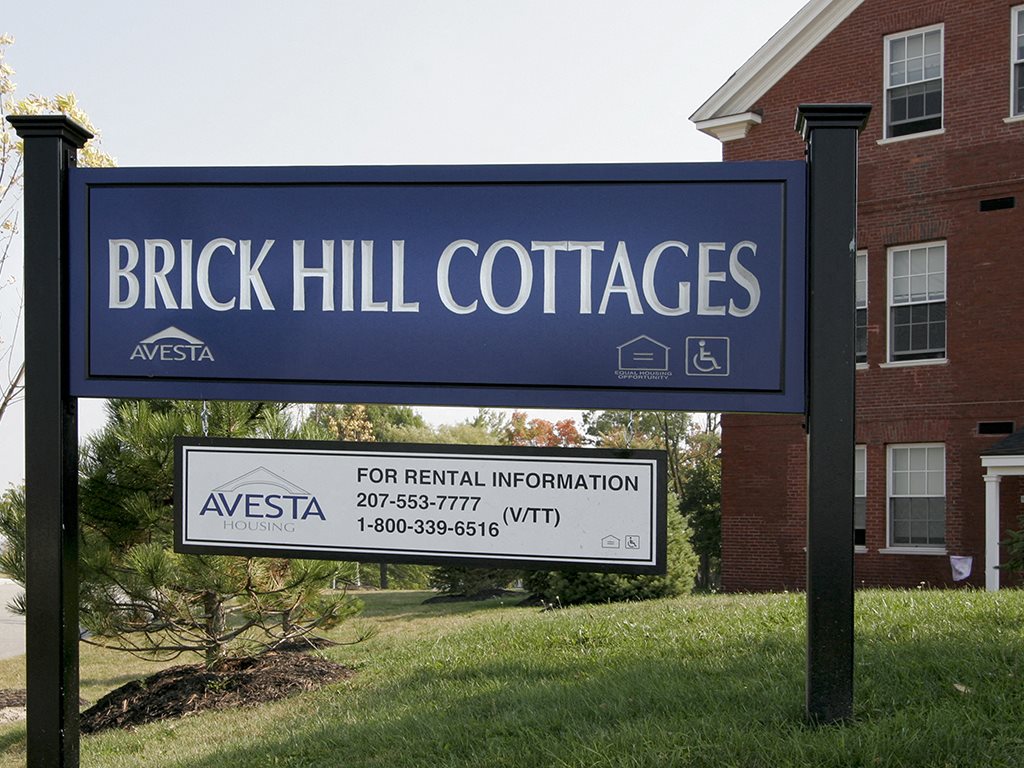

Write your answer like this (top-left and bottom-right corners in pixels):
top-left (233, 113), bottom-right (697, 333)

top-left (685, 337), bottom-right (730, 377)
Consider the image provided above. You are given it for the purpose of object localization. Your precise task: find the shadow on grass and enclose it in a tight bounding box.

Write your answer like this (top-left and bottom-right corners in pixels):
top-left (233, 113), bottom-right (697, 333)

top-left (168, 643), bottom-right (1018, 766)
top-left (355, 590), bottom-right (529, 623)
top-left (142, 635), bottom-right (810, 768)
top-left (83, 593), bottom-right (1024, 768)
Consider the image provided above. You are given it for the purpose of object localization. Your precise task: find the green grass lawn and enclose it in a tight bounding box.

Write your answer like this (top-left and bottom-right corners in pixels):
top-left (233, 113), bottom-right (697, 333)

top-left (0, 588), bottom-right (1022, 767)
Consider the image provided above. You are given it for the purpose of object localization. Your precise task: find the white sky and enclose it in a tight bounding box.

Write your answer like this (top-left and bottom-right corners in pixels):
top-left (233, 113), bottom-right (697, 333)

top-left (0, 0), bottom-right (808, 489)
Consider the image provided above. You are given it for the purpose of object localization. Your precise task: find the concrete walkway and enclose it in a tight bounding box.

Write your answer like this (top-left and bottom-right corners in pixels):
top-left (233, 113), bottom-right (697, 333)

top-left (0, 579), bottom-right (25, 660)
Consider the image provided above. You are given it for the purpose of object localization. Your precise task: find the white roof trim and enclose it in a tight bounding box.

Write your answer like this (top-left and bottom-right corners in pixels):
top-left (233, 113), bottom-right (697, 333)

top-left (982, 456), bottom-right (1024, 471)
top-left (690, 0), bottom-right (864, 132)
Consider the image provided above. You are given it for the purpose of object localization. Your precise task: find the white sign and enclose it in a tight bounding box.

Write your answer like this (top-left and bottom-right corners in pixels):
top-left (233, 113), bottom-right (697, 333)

top-left (175, 438), bottom-right (666, 573)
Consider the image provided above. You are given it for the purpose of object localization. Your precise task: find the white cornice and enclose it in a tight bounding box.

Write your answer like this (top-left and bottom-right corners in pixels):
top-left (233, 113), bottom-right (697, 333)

top-left (690, 0), bottom-right (864, 136)
top-left (692, 112), bottom-right (763, 142)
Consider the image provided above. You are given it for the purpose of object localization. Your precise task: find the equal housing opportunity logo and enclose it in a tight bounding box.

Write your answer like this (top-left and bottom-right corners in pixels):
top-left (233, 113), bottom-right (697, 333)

top-left (131, 326), bottom-right (215, 362)
top-left (615, 335), bottom-right (672, 381)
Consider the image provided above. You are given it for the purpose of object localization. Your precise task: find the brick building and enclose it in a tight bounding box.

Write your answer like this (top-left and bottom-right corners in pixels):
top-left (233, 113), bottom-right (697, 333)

top-left (690, 0), bottom-right (1024, 591)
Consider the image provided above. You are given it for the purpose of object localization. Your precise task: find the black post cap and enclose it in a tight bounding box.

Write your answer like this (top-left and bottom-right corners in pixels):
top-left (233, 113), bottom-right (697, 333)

top-left (7, 114), bottom-right (93, 148)
top-left (795, 104), bottom-right (872, 140)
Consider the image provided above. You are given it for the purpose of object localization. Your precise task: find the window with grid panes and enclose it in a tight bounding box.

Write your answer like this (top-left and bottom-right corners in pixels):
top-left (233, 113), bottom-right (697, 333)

top-left (855, 445), bottom-right (866, 547)
top-left (888, 444), bottom-right (945, 548)
top-left (885, 26), bottom-right (943, 138)
top-left (889, 242), bottom-right (945, 362)
top-left (1013, 7), bottom-right (1024, 115)
top-left (856, 251), bottom-right (867, 364)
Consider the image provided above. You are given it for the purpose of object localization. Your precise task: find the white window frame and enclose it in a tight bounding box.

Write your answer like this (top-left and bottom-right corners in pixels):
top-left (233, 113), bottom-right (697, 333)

top-left (885, 443), bottom-right (946, 551)
top-left (1012, 7), bottom-right (1024, 117)
top-left (855, 251), bottom-right (868, 366)
top-left (886, 241), bottom-right (947, 365)
top-left (883, 24), bottom-right (944, 140)
top-left (855, 445), bottom-right (867, 551)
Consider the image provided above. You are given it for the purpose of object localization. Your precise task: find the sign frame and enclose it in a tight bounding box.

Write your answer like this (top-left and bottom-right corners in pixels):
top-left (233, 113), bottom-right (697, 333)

top-left (175, 437), bottom-right (668, 575)
top-left (10, 104), bottom-right (868, 767)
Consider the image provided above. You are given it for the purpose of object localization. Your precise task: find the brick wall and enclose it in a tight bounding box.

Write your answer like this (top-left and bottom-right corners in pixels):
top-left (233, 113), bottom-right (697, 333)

top-left (718, 0), bottom-right (1024, 591)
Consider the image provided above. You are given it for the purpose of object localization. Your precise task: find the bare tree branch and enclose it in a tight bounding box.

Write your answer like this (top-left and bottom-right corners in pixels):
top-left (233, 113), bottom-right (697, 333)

top-left (0, 359), bottom-right (22, 424)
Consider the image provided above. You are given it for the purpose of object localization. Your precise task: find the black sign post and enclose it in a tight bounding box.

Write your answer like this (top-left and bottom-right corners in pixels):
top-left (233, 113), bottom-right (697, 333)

top-left (9, 115), bottom-right (93, 767)
top-left (797, 104), bottom-right (871, 724)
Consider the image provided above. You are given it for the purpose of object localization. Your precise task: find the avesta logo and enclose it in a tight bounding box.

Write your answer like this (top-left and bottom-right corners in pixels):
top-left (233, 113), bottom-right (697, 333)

top-left (200, 467), bottom-right (326, 534)
top-left (131, 326), bottom-right (214, 362)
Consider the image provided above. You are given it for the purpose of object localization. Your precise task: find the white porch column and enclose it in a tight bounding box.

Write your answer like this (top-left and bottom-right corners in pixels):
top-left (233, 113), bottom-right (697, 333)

top-left (984, 473), bottom-right (1002, 591)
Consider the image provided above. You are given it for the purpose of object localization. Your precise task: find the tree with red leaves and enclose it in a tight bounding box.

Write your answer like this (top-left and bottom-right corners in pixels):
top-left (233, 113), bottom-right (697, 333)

top-left (503, 411), bottom-right (583, 447)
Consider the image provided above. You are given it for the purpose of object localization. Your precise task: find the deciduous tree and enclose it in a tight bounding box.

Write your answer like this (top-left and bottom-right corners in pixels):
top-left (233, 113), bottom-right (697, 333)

top-left (677, 424), bottom-right (721, 589)
top-left (307, 403), bottom-right (425, 443)
top-left (0, 35), bottom-right (114, 426)
top-left (504, 410), bottom-right (583, 447)
top-left (584, 410), bottom-right (721, 589)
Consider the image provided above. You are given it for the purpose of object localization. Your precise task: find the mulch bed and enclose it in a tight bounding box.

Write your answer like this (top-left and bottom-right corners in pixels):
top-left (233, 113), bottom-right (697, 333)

top-left (78, 649), bottom-right (352, 733)
top-left (0, 690), bottom-right (25, 708)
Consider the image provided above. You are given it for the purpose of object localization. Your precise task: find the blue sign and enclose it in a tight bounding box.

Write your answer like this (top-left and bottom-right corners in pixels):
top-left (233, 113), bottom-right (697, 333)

top-left (69, 162), bottom-right (806, 412)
